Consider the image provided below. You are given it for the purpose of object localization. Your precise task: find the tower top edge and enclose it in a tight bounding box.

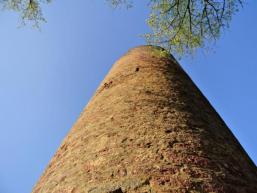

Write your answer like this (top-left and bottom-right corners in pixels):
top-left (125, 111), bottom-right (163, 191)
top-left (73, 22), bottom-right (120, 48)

top-left (126, 45), bottom-right (177, 59)
top-left (127, 45), bottom-right (167, 53)
top-left (124, 45), bottom-right (179, 66)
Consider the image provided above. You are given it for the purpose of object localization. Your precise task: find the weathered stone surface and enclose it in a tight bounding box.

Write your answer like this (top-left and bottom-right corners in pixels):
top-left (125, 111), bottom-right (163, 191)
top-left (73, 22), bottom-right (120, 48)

top-left (32, 45), bottom-right (257, 193)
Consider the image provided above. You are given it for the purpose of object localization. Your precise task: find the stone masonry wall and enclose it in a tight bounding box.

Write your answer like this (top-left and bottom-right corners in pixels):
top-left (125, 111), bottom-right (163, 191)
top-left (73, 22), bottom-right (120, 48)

top-left (32, 46), bottom-right (257, 193)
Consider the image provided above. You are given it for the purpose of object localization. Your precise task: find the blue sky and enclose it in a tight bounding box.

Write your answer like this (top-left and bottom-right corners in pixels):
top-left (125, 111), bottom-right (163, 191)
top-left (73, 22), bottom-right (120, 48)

top-left (0, 1), bottom-right (256, 192)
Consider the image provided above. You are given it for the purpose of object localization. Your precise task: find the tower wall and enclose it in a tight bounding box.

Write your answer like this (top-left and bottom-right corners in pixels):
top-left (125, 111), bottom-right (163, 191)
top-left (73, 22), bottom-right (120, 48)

top-left (32, 46), bottom-right (257, 193)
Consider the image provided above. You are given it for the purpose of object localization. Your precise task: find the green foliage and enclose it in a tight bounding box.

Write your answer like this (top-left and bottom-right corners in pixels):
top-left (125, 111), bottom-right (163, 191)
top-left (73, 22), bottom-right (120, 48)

top-left (111, 0), bottom-right (243, 56)
top-left (1, 0), bottom-right (51, 27)
top-left (107, 0), bottom-right (133, 8)
top-left (151, 47), bottom-right (171, 58)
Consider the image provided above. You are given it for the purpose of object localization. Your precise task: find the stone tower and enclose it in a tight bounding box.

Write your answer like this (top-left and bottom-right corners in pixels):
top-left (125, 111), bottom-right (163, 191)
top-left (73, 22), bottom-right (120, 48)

top-left (32, 46), bottom-right (257, 193)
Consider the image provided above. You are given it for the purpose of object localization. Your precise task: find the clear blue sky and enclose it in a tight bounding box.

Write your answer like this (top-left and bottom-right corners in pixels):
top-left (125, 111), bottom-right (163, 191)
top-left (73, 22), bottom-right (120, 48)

top-left (0, 1), bottom-right (256, 193)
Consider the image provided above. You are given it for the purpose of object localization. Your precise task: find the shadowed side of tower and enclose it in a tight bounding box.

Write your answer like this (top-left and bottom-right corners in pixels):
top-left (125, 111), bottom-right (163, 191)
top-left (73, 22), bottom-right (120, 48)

top-left (32, 46), bottom-right (257, 193)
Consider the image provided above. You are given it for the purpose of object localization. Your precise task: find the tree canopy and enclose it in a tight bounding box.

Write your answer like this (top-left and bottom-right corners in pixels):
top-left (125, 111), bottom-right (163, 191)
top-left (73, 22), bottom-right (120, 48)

top-left (109, 0), bottom-right (243, 55)
top-left (146, 0), bottom-right (243, 55)
top-left (1, 0), bottom-right (244, 56)
top-left (0, 0), bottom-right (51, 26)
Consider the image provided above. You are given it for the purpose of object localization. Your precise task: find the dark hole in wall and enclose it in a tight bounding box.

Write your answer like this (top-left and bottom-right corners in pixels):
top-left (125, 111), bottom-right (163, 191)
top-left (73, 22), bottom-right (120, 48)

top-left (108, 187), bottom-right (123, 193)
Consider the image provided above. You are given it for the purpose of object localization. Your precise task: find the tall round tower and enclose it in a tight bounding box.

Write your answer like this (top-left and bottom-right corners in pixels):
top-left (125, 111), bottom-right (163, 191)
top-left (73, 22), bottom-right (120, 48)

top-left (32, 46), bottom-right (257, 193)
